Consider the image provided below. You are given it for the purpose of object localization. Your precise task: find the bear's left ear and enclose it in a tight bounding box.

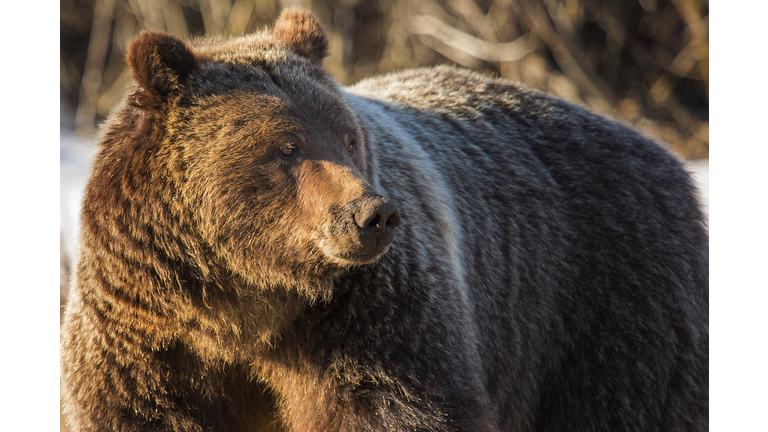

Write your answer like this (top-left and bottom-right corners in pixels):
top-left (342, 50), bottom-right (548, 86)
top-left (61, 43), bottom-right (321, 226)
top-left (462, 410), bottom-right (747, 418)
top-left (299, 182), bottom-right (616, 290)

top-left (273, 9), bottom-right (329, 64)
top-left (127, 31), bottom-right (197, 109)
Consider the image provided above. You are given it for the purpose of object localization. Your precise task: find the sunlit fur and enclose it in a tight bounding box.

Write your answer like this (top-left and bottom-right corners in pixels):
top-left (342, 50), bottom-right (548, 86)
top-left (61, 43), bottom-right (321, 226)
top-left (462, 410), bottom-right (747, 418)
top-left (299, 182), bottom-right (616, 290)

top-left (61, 8), bottom-right (708, 432)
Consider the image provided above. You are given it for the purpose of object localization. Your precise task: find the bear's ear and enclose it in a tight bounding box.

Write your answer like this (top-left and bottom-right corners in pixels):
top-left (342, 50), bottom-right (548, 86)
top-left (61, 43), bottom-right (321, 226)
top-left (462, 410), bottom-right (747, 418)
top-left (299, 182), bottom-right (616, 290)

top-left (273, 9), bottom-right (329, 64)
top-left (127, 31), bottom-right (197, 109)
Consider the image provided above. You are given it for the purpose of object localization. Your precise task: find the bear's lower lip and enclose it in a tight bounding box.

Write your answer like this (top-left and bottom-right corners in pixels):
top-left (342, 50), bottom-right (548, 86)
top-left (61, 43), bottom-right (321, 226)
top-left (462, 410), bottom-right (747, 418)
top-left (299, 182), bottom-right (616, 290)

top-left (331, 245), bottom-right (392, 264)
top-left (318, 224), bottom-right (397, 265)
top-left (327, 236), bottom-right (395, 265)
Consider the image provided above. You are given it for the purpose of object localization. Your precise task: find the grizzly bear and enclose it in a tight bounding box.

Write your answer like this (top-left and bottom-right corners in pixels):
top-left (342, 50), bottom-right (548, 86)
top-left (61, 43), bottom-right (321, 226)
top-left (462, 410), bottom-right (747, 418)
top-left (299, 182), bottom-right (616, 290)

top-left (60, 8), bottom-right (708, 432)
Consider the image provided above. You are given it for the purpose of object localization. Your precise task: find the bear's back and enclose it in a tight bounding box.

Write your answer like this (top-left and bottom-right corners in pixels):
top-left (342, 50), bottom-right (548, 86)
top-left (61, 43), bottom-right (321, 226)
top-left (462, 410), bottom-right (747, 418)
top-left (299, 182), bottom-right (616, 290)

top-left (344, 66), bottom-right (708, 430)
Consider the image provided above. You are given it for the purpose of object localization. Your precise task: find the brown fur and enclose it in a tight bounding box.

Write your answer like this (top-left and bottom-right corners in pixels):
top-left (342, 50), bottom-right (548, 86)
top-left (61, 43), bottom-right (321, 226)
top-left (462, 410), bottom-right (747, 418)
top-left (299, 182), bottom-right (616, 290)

top-left (127, 31), bottom-right (198, 108)
top-left (273, 8), bottom-right (329, 63)
top-left (61, 8), bottom-right (708, 432)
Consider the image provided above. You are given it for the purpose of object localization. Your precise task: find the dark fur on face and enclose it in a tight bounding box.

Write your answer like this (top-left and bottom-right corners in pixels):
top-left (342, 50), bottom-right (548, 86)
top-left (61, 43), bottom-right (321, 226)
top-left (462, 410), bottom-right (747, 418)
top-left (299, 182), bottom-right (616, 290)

top-left (61, 8), bottom-right (708, 432)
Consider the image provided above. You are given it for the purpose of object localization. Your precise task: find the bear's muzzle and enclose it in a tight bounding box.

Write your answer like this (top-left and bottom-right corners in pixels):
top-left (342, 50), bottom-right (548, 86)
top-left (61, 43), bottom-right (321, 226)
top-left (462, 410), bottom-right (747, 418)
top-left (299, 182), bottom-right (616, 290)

top-left (325, 193), bottom-right (401, 263)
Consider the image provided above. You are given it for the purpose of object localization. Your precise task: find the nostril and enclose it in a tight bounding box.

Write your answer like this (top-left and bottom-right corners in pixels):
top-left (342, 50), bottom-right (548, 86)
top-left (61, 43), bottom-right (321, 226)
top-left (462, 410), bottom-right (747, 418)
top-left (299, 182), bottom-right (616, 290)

top-left (366, 214), bottom-right (381, 228)
top-left (353, 198), bottom-right (400, 231)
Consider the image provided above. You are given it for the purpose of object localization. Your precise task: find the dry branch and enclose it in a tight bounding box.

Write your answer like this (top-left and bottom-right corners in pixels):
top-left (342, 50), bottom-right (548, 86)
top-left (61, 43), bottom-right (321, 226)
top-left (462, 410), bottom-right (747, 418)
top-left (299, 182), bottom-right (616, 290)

top-left (521, 0), bottom-right (614, 110)
top-left (60, 0), bottom-right (709, 159)
top-left (75, 0), bottom-right (116, 136)
top-left (408, 14), bottom-right (535, 65)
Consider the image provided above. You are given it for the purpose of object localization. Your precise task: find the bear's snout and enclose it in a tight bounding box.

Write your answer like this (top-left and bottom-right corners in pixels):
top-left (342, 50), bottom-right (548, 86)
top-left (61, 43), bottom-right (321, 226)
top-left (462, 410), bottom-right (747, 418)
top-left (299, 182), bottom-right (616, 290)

top-left (345, 194), bottom-right (401, 257)
top-left (324, 193), bottom-right (401, 263)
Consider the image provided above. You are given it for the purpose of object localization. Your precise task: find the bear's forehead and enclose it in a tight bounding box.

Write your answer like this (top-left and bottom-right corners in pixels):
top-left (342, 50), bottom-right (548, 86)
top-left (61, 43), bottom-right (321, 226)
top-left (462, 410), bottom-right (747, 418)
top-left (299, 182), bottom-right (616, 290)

top-left (184, 39), bottom-right (332, 101)
top-left (179, 71), bottom-right (356, 145)
top-left (185, 64), bottom-right (345, 119)
top-left (172, 32), bottom-right (356, 142)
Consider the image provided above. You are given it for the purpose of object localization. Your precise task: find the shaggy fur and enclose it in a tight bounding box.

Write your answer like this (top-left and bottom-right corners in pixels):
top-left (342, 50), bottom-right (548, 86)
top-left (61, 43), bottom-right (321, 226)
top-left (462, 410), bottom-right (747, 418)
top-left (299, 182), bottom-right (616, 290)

top-left (61, 8), bottom-right (708, 432)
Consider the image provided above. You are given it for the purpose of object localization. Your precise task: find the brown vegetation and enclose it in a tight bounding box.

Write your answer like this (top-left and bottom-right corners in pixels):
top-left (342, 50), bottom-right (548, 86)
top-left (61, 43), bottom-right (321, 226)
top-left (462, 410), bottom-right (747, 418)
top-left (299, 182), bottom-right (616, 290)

top-left (61, 0), bottom-right (708, 159)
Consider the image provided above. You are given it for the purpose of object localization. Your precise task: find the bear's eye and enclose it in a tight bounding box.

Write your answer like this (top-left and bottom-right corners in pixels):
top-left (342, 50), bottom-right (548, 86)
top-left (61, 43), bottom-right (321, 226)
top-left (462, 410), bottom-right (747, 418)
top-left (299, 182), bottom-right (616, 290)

top-left (346, 137), bottom-right (357, 156)
top-left (279, 146), bottom-right (296, 158)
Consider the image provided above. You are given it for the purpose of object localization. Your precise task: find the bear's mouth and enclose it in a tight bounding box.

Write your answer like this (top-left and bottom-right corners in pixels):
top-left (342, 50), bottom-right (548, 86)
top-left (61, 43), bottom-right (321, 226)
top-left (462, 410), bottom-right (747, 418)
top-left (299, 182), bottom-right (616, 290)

top-left (325, 232), bottom-right (397, 265)
top-left (317, 224), bottom-right (398, 266)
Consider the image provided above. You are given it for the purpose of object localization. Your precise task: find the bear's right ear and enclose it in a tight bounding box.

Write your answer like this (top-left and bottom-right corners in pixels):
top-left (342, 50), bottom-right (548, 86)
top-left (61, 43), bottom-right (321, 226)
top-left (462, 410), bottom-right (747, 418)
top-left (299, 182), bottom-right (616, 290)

top-left (127, 31), bottom-right (197, 109)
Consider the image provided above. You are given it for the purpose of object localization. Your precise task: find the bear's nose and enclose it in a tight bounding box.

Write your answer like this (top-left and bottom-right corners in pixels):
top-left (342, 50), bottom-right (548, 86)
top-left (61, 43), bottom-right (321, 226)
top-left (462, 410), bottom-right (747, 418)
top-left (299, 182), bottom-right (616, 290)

top-left (353, 198), bottom-right (401, 233)
top-left (327, 193), bottom-right (401, 262)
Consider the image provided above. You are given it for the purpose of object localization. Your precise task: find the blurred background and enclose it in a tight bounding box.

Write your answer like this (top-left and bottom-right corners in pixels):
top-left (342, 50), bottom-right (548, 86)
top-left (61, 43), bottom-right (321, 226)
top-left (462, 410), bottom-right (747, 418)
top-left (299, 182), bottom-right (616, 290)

top-left (61, 0), bottom-right (708, 159)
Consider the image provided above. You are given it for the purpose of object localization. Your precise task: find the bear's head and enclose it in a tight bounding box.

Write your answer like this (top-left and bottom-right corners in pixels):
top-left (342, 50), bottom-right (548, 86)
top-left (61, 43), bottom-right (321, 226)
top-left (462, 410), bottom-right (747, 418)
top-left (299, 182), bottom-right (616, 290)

top-left (109, 9), bottom-right (400, 298)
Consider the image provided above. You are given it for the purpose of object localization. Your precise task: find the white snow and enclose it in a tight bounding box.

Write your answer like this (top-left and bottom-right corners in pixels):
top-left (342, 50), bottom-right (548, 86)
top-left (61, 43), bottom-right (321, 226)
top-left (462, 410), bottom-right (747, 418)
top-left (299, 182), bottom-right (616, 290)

top-left (60, 132), bottom-right (97, 261)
